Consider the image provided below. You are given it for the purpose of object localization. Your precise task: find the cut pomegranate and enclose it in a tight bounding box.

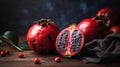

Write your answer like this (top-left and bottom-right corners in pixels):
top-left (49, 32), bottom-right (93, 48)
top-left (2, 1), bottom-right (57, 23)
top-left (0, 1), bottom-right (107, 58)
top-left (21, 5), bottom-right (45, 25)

top-left (56, 24), bottom-right (84, 58)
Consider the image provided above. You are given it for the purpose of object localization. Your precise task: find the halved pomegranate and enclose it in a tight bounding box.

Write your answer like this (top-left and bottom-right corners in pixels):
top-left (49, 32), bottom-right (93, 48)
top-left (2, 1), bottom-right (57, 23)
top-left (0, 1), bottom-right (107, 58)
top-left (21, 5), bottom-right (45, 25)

top-left (56, 24), bottom-right (84, 58)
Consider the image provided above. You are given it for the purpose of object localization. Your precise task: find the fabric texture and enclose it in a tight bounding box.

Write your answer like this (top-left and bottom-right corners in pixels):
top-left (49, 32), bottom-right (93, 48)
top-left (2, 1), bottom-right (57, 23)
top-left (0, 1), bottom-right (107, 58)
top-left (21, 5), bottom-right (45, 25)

top-left (83, 33), bottom-right (120, 64)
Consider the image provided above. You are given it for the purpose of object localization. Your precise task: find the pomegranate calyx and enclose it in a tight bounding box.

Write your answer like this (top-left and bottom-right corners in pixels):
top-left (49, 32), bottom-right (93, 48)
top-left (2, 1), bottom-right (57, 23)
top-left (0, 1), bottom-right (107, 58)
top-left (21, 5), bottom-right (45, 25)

top-left (37, 18), bottom-right (51, 26)
top-left (94, 15), bottom-right (110, 27)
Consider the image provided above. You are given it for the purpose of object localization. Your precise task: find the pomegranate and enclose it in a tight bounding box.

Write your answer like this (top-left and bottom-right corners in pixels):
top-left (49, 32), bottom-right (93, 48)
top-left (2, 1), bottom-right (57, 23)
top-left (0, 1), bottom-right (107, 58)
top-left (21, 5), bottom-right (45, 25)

top-left (56, 24), bottom-right (84, 58)
top-left (96, 7), bottom-right (119, 27)
top-left (27, 19), bottom-right (60, 53)
top-left (77, 18), bottom-right (105, 43)
top-left (109, 25), bottom-right (120, 34)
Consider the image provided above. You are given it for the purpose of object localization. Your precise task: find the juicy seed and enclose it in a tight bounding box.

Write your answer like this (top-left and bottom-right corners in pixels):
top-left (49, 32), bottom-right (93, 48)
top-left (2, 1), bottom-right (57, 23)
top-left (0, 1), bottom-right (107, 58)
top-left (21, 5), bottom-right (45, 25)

top-left (57, 30), bottom-right (69, 52)
top-left (71, 30), bottom-right (82, 52)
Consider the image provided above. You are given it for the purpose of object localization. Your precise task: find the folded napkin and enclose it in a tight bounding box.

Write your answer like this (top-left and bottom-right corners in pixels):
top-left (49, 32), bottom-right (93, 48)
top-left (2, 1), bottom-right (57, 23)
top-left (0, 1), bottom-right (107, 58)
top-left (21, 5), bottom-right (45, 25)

top-left (83, 33), bottom-right (120, 64)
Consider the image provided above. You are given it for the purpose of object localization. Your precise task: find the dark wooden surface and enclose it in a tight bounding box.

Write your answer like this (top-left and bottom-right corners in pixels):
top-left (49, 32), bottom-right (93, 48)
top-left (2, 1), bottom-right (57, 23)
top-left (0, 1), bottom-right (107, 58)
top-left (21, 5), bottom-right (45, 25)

top-left (0, 36), bottom-right (120, 67)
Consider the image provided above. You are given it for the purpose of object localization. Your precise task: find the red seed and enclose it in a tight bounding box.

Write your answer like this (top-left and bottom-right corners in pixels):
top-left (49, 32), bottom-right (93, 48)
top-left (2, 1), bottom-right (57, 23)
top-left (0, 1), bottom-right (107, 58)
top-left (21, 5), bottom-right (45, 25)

top-left (54, 57), bottom-right (61, 62)
top-left (18, 53), bottom-right (24, 58)
top-left (34, 58), bottom-right (40, 64)
top-left (4, 50), bottom-right (10, 55)
top-left (0, 51), bottom-right (6, 57)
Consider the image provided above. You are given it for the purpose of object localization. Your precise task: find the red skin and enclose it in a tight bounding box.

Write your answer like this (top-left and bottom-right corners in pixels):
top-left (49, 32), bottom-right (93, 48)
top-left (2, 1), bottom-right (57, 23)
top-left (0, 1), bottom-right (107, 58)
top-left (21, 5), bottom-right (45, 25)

top-left (109, 26), bottom-right (120, 34)
top-left (18, 53), bottom-right (24, 58)
top-left (34, 58), bottom-right (40, 64)
top-left (78, 18), bottom-right (105, 43)
top-left (4, 50), bottom-right (10, 55)
top-left (97, 8), bottom-right (113, 17)
top-left (54, 57), bottom-right (61, 62)
top-left (27, 20), bottom-right (60, 53)
top-left (0, 51), bottom-right (6, 57)
top-left (97, 8), bottom-right (119, 26)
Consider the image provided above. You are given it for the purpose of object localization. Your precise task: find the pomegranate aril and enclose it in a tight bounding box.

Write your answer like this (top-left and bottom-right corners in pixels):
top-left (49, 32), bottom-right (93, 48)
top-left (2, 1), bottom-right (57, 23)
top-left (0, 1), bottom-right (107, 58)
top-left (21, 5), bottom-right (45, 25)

top-left (0, 51), bottom-right (6, 57)
top-left (57, 30), bottom-right (69, 52)
top-left (54, 57), bottom-right (61, 62)
top-left (58, 30), bottom-right (69, 45)
top-left (58, 45), bottom-right (67, 52)
top-left (57, 45), bottom-right (66, 52)
top-left (71, 30), bottom-right (83, 52)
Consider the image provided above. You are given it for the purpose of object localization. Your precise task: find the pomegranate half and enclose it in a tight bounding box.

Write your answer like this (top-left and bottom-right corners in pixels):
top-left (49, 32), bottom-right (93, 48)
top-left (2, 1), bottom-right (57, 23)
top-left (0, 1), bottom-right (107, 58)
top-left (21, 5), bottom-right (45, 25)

top-left (56, 24), bottom-right (84, 58)
top-left (27, 19), bottom-right (60, 53)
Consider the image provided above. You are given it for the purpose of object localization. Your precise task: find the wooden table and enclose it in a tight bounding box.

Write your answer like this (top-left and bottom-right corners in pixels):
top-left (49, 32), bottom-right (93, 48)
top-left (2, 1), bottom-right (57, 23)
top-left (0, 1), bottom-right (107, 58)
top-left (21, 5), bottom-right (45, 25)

top-left (0, 36), bottom-right (120, 67)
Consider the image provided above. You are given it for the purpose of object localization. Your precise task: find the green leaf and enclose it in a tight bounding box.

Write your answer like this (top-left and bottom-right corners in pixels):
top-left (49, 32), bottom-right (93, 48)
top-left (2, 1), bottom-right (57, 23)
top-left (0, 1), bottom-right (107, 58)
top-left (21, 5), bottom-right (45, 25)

top-left (18, 41), bottom-right (31, 50)
top-left (0, 35), bottom-right (23, 52)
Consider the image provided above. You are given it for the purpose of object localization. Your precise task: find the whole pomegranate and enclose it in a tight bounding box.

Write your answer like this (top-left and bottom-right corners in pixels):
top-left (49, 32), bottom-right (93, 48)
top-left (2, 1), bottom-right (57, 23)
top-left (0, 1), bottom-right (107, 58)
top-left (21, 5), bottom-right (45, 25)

top-left (27, 19), bottom-right (60, 53)
top-left (96, 7), bottom-right (119, 27)
top-left (56, 24), bottom-right (84, 58)
top-left (109, 25), bottom-right (120, 34)
top-left (77, 18), bottom-right (105, 43)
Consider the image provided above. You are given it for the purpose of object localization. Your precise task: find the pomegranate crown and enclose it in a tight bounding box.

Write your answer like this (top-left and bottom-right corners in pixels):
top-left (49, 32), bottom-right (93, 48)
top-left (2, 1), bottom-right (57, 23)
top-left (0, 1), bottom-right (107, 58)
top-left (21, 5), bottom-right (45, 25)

top-left (35, 18), bottom-right (54, 26)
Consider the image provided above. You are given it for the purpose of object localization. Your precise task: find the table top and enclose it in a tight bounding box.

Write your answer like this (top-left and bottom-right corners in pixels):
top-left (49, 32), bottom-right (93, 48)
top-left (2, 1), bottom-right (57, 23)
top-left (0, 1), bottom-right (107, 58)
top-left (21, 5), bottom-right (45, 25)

top-left (0, 35), bottom-right (120, 67)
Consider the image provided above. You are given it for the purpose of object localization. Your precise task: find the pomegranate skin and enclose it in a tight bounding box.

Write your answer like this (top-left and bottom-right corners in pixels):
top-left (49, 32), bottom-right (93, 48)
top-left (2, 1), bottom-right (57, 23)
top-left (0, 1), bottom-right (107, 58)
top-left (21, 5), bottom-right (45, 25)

top-left (97, 8), bottom-right (113, 17)
top-left (96, 7), bottom-right (119, 26)
top-left (27, 19), bottom-right (60, 53)
top-left (109, 26), bottom-right (120, 34)
top-left (77, 18), bottom-right (105, 43)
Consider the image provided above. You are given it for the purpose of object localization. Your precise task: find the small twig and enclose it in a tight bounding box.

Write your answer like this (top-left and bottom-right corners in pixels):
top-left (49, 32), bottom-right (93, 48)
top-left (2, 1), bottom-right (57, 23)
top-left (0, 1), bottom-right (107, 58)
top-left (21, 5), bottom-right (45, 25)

top-left (0, 36), bottom-right (23, 52)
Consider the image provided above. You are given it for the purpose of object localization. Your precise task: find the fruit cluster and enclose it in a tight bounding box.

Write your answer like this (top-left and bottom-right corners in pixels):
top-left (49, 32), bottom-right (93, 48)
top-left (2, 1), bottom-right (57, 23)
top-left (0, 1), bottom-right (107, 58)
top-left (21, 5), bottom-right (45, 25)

top-left (0, 7), bottom-right (120, 59)
top-left (26, 7), bottom-right (120, 58)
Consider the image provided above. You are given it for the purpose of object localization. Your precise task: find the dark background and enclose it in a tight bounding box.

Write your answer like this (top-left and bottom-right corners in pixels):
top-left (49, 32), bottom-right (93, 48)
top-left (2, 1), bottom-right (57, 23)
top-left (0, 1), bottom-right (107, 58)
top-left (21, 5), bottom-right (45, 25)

top-left (0, 0), bottom-right (120, 35)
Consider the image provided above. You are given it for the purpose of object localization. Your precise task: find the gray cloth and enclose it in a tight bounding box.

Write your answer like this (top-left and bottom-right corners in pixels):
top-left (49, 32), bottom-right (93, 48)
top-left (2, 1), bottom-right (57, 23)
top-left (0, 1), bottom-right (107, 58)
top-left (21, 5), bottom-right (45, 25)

top-left (83, 33), bottom-right (120, 64)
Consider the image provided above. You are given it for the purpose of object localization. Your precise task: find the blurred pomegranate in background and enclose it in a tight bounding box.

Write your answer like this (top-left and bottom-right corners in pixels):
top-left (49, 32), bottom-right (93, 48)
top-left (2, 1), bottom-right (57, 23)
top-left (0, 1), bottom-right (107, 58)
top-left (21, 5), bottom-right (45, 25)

top-left (27, 19), bottom-right (60, 53)
top-left (96, 7), bottom-right (119, 27)
top-left (109, 25), bottom-right (120, 34)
